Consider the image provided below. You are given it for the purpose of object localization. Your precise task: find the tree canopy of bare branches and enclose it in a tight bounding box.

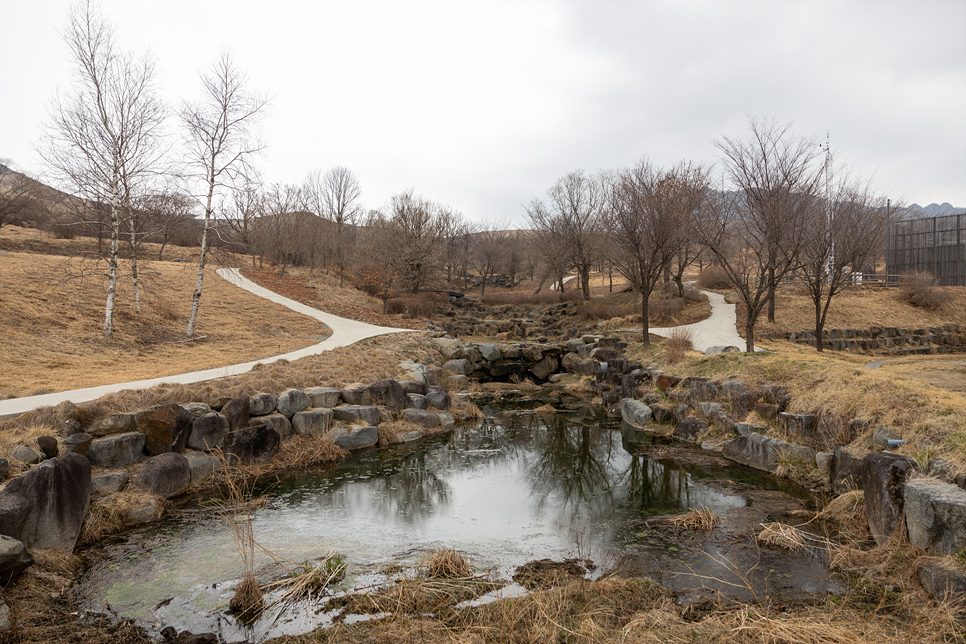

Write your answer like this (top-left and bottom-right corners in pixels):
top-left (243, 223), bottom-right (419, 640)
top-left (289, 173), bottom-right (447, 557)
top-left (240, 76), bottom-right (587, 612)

top-left (303, 166), bottom-right (363, 285)
top-left (697, 116), bottom-right (823, 351)
top-left (527, 170), bottom-right (607, 298)
top-left (0, 160), bottom-right (34, 229)
top-left (609, 159), bottom-right (708, 343)
top-left (181, 51), bottom-right (267, 336)
top-left (798, 170), bottom-right (889, 351)
top-left (40, 1), bottom-right (167, 337)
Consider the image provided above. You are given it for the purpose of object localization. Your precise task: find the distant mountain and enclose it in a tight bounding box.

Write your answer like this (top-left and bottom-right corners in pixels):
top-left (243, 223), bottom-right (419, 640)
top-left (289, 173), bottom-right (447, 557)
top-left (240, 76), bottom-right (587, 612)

top-left (906, 202), bottom-right (966, 217)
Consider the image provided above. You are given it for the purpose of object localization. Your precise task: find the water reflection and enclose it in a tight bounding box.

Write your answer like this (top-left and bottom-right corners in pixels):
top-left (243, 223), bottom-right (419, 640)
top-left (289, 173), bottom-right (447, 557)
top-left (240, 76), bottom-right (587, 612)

top-left (75, 409), bottom-right (790, 641)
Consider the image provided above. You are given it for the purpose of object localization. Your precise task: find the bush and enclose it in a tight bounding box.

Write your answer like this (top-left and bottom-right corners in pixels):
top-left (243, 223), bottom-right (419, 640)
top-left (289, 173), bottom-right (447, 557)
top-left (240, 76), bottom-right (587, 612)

top-left (665, 327), bottom-right (694, 364)
top-left (386, 293), bottom-right (445, 318)
top-left (898, 271), bottom-right (952, 310)
top-left (575, 300), bottom-right (637, 320)
top-left (483, 289), bottom-right (583, 306)
top-left (696, 266), bottom-right (731, 290)
top-left (649, 297), bottom-right (685, 322)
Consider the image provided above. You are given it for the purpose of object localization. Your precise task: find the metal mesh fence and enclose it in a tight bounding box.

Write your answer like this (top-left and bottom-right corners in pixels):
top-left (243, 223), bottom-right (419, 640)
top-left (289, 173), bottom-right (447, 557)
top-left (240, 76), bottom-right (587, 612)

top-left (887, 213), bottom-right (965, 286)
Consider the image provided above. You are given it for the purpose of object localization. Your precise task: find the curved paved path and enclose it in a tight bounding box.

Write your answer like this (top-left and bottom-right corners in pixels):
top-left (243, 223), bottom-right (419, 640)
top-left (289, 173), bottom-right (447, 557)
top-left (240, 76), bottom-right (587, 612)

top-left (643, 290), bottom-right (761, 353)
top-left (0, 268), bottom-right (413, 420)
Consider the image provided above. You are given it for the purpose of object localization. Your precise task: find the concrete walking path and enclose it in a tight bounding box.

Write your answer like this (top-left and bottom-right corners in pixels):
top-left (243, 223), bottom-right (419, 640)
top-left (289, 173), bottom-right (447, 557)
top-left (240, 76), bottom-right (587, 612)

top-left (645, 290), bottom-right (761, 353)
top-left (0, 268), bottom-right (414, 420)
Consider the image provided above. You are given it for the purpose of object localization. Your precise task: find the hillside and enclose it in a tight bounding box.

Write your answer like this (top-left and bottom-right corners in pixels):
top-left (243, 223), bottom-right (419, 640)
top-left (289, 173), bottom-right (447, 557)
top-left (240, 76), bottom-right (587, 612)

top-left (0, 227), bottom-right (330, 399)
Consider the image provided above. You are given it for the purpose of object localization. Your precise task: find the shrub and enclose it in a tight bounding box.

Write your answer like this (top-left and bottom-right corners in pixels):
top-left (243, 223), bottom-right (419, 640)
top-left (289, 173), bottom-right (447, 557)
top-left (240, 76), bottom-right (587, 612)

top-left (898, 271), bottom-right (952, 310)
top-left (696, 265), bottom-right (731, 290)
top-left (483, 289), bottom-right (583, 306)
top-left (665, 326), bottom-right (694, 363)
top-left (649, 297), bottom-right (685, 322)
top-left (386, 293), bottom-right (445, 318)
top-left (575, 300), bottom-right (637, 320)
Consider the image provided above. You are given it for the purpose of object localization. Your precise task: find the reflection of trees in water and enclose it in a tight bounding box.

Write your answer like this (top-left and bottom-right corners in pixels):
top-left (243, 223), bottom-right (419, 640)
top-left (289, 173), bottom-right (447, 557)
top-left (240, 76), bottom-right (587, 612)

top-left (525, 414), bottom-right (628, 523)
top-left (617, 457), bottom-right (690, 514)
top-left (366, 452), bottom-right (452, 523)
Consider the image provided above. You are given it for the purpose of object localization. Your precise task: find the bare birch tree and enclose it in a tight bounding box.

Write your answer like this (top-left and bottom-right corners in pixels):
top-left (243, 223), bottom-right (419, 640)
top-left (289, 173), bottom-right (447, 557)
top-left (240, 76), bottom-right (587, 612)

top-left (181, 52), bottom-right (267, 336)
top-left (41, 1), bottom-right (166, 337)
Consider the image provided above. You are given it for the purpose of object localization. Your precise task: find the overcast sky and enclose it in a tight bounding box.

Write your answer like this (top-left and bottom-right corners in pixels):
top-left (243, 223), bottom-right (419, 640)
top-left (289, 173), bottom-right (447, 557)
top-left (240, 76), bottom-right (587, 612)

top-left (2, 0), bottom-right (964, 226)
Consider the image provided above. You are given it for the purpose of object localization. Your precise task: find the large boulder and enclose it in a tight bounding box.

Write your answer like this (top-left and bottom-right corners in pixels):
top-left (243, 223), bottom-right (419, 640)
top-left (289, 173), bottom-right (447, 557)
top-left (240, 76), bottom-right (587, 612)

top-left (249, 392), bottom-right (277, 417)
top-left (136, 404), bottom-right (192, 456)
top-left (306, 387), bottom-right (342, 409)
top-left (863, 452), bottom-right (918, 546)
top-left (779, 412), bottom-right (817, 438)
top-left (831, 447), bottom-right (866, 494)
top-left (407, 393), bottom-right (428, 410)
top-left (340, 385), bottom-right (372, 406)
top-left (722, 432), bottom-right (816, 475)
top-left (0, 535), bottom-right (33, 584)
top-left (188, 412), bottom-right (230, 451)
top-left (180, 402), bottom-right (211, 419)
top-left (402, 409), bottom-right (441, 429)
top-left (368, 379), bottom-right (408, 411)
top-left (529, 355), bottom-right (559, 380)
top-left (62, 433), bottom-right (92, 456)
top-left (333, 426), bottom-right (379, 451)
top-left (37, 436), bottom-right (58, 459)
top-left (86, 432), bottom-right (146, 468)
top-left (673, 417), bottom-right (708, 444)
top-left (0, 453), bottom-right (91, 551)
top-left (904, 478), bottom-right (966, 555)
top-left (276, 389), bottom-right (312, 418)
top-left (291, 409), bottom-right (334, 436)
top-left (620, 399), bottom-right (652, 429)
top-left (332, 405), bottom-right (381, 426)
top-left (183, 452), bottom-right (223, 485)
top-left (220, 396), bottom-right (251, 431)
top-left (399, 380), bottom-right (427, 396)
top-left (259, 412), bottom-right (293, 441)
top-left (133, 453), bottom-right (191, 499)
top-left (478, 343), bottom-right (501, 361)
top-left (425, 388), bottom-right (451, 410)
top-left (917, 558), bottom-right (966, 601)
top-left (89, 413), bottom-right (137, 437)
top-left (224, 425), bottom-right (281, 465)
top-left (91, 469), bottom-right (129, 494)
top-left (442, 359), bottom-right (474, 376)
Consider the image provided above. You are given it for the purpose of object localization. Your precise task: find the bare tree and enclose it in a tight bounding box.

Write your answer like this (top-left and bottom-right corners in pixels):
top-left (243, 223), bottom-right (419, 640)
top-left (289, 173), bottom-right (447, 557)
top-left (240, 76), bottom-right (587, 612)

top-left (608, 159), bottom-right (708, 343)
top-left (696, 117), bottom-right (822, 352)
top-left (41, 2), bottom-right (166, 337)
top-left (303, 166), bottom-right (363, 285)
top-left (181, 51), bottom-right (267, 336)
top-left (502, 231), bottom-right (525, 289)
top-left (137, 190), bottom-right (195, 260)
top-left (527, 170), bottom-right (607, 299)
top-left (221, 176), bottom-right (264, 267)
top-left (470, 221), bottom-right (509, 297)
top-left (388, 190), bottom-right (451, 293)
top-left (0, 160), bottom-right (34, 229)
top-left (798, 172), bottom-right (889, 351)
top-left (259, 182), bottom-right (309, 273)
top-left (357, 209), bottom-right (402, 312)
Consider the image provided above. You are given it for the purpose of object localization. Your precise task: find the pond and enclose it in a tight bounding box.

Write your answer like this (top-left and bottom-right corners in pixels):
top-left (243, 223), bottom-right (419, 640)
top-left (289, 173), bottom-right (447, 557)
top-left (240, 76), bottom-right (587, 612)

top-left (73, 404), bottom-right (837, 642)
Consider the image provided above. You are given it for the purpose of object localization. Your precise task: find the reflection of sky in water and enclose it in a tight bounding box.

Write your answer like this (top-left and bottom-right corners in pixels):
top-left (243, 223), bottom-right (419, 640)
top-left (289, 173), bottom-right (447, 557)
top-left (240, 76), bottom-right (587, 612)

top-left (77, 413), bottom-right (759, 640)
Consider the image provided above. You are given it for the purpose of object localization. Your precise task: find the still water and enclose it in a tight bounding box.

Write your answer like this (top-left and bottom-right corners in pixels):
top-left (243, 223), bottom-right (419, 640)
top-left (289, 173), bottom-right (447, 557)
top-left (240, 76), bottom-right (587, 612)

top-left (74, 407), bottom-right (814, 641)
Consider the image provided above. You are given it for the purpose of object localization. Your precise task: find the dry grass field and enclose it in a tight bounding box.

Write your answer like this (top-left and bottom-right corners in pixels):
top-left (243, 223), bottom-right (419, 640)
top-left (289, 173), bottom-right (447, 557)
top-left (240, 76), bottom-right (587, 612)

top-left (0, 228), bottom-right (332, 399)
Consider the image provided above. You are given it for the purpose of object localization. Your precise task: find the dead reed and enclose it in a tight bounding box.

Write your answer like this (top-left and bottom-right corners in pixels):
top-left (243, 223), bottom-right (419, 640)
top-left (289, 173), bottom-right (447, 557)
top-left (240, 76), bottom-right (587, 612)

top-left (666, 506), bottom-right (720, 532)
top-left (419, 548), bottom-right (473, 579)
top-left (664, 326), bottom-right (694, 364)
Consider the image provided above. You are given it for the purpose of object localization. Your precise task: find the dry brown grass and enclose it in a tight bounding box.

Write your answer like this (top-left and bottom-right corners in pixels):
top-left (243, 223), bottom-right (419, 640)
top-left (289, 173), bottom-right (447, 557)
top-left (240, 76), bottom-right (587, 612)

top-left (482, 289), bottom-right (584, 306)
top-left (818, 490), bottom-right (872, 543)
top-left (751, 283), bottom-right (966, 337)
top-left (625, 341), bottom-right (966, 470)
top-left (77, 490), bottom-right (168, 546)
top-left (664, 326), bottom-right (695, 364)
top-left (0, 245), bottom-right (331, 399)
top-left (665, 506), bottom-right (720, 532)
top-left (899, 271), bottom-right (956, 310)
top-left (419, 548), bottom-right (473, 579)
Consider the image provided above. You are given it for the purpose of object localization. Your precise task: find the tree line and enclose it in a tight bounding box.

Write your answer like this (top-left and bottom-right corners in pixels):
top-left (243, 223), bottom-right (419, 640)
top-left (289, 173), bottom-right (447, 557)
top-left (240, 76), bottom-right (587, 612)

top-left (3, 2), bottom-right (894, 354)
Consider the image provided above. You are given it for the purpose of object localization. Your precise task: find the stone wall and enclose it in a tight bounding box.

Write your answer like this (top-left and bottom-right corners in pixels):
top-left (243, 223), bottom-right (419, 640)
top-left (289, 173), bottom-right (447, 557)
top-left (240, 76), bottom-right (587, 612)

top-left (0, 371), bottom-right (458, 583)
top-left (776, 324), bottom-right (965, 355)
